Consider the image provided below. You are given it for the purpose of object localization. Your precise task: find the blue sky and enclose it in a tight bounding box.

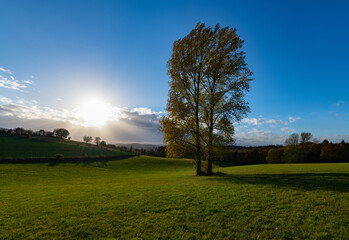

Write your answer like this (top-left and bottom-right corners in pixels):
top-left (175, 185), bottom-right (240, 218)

top-left (0, 0), bottom-right (348, 145)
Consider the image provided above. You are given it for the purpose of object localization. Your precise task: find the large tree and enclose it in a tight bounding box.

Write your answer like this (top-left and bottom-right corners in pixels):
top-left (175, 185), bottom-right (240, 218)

top-left (83, 136), bottom-right (93, 144)
top-left (300, 132), bottom-right (313, 144)
top-left (160, 23), bottom-right (252, 175)
top-left (160, 23), bottom-right (212, 175)
top-left (285, 133), bottom-right (299, 146)
top-left (201, 24), bottom-right (252, 175)
top-left (94, 137), bottom-right (101, 147)
top-left (53, 128), bottom-right (70, 139)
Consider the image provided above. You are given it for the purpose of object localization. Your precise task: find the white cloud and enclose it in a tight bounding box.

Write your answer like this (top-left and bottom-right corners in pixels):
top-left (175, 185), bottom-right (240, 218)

top-left (56, 98), bottom-right (63, 101)
top-left (0, 74), bottom-right (27, 91)
top-left (288, 116), bottom-right (301, 123)
top-left (280, 127), bottom-right (296, 133)
top-left (0, 67), bottom-right (12, 74)
top-left (240, 118), bottom-right (284, 126)
top-left (0, 67), bottom-right (34, 91)
top-left (22, 80), bottom-right (33, 85)
top-left (131, 107), bottom-right (159, 115)
top-left (0, 96), bottom-right (12, 104)
top-left (235, 128), bottom-right (285, 146)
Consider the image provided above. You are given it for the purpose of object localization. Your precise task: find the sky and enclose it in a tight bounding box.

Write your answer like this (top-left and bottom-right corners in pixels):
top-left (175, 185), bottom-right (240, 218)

top-left (0, 0), bottom-right (349, 146)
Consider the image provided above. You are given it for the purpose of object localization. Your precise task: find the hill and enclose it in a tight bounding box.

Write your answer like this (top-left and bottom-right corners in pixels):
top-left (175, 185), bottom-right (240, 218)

top-left (0, 134), bottom-right (128, 158)
top-left (0, 156), bottom-right (348, 239)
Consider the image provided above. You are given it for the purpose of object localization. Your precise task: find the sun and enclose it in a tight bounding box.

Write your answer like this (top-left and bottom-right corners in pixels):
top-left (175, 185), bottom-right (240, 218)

top-left (78, 99), bottom-right (115, 127)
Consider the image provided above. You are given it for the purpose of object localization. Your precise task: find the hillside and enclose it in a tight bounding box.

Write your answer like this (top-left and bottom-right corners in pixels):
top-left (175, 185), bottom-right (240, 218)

top-left (1, 157), bottom-right (348, 239)
top-left (0, 134), bottom-right (128, 158)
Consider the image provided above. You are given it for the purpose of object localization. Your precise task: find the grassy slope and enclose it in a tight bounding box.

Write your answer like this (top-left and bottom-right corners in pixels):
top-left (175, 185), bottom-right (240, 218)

top-left (0, 157), bottom-right (348, 239)
top-left (0, 134), bottom-right (128, 158)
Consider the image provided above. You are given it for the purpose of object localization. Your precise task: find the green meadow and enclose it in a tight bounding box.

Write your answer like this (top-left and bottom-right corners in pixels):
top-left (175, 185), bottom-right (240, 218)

top-left (1, 156), bottom-right (348, 239)
top-left (0, 134), bottom-right (127, 158)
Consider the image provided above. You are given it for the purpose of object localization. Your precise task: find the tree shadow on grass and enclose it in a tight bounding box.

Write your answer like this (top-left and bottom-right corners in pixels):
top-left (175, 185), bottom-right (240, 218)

top-left (207, 173), bottom-right (349, 192)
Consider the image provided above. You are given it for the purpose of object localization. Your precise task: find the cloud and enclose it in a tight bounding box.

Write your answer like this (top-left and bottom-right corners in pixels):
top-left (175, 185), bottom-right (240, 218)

top-left (280, 127), bottom-right (296, 133)
top-left (56, 98), bottom-right (63, 101)
top-left (335, 100), bottom-right (345, 107)
top-left (0, 67), bottom-right (12, 74)
top-left (22, 80), bottom-right (34, 85)
top-left (240, 118), bottom-right (284, 126)
top-left (288, 116), bottom-right (301, 123)
top-left (0, 101), bottom-right (164, 144)
top-left (0, 67), bottom-right (34, 91)
top-left (235, 128), bottom-right (285, 146)
top-left (0, 74), bottom-right (27, 90)
top-left (0, 96), bottom-right (12, 104)
top-left (131, 107), bottom-right (159, 115)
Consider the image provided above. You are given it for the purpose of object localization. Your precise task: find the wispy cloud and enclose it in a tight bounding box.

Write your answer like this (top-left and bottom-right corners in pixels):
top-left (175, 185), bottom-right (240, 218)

top-left (0, 67), bottom-right (33, 91)
top-left (335, 100), bottom-right (345, 107)
top-left (280, 127), bottom-right (296, 133)
top-left (22, 80), bottom-right (34, 85)
top-left (240, 118), bottom-right (284, 126)
top-left (0, 74), bottom-right (27, 90)
top-left (235, 128), bottom-right (285, 146)
top-left (288, 116), bottom-right (301, 123)
top-left (0, 67), bottom-right (12, 74)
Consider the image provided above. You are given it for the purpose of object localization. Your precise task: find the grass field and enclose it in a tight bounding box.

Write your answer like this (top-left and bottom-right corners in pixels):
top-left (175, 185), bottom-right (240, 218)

top-left (1, 156), bottom-right (348, 239)
top-left (0, 134), bottom-right (127, 158)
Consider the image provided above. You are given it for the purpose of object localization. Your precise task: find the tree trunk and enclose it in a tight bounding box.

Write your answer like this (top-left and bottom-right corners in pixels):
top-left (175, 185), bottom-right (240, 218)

top-left (196, 159), bottom-right (202, 176)
top-left (195, 74), bottom-right (202, 176)
top-left (206, 106), bottom-right (214, 175)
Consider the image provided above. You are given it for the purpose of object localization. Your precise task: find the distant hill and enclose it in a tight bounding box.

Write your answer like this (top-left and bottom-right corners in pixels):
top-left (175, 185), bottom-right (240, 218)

top-left (0, 133), bottom-right (128, 158)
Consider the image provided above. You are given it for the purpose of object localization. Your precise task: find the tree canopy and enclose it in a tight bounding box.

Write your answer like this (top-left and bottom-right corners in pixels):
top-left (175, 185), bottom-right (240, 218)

top-left (53, 128), bottom-right (70, 139)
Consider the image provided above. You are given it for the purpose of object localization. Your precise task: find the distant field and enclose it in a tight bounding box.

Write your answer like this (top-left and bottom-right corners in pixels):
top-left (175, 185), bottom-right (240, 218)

top-left (0, 157), bottom-right (348, 239)
top-left (0, 134), bottom-right (128, 158)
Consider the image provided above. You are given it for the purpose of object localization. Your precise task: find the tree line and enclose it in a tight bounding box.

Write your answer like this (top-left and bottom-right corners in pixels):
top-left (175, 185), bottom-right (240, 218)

top-left (0, 127), bottom-right (70, 139)
top-left (106, 145), bottom-right (166, 157)
top-left (221, 132), bottom-right (349, 164)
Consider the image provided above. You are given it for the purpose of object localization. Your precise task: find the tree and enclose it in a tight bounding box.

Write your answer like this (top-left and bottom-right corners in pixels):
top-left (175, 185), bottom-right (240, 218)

top-left (14, 127), bottom-right (25, 135)
top-left (83, 136), bottom-right (93, 144)
top-left (94, 137), bottom-right (101, 147)
top-left (38, 129), bottom-right (46, 136)
top-left (160, 22), bottom-right (252, 175)
top-left (201, 24), bottom-right (252, 175)
top-left (53, 128), bottom-right (70, 139)
top-left (160, 23), bottom-right (210, 175)
top-left (285, 133), bottom-right (299, 146)
top-left (300, 132), bottom-right (313, 144)
top-left (100, 140), bottom-right (107, 149)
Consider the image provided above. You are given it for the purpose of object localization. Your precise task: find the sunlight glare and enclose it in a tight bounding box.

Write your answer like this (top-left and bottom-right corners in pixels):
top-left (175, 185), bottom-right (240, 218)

top-left (78, 99), bottom-right (115, 127)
